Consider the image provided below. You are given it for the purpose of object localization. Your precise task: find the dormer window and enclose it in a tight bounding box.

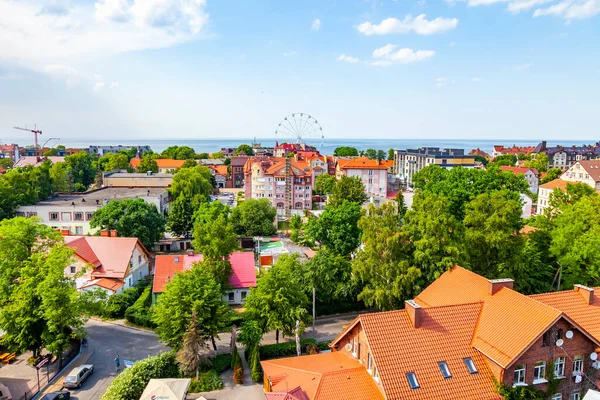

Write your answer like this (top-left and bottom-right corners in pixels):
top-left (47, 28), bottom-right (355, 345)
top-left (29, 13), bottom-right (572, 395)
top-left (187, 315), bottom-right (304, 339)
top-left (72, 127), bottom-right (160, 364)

top-left (406, 372), bottom-right (420, 390)
top-left (463, 358), bottom-right (478, 374)
top-left (438, 361), bottom-right (452, 378)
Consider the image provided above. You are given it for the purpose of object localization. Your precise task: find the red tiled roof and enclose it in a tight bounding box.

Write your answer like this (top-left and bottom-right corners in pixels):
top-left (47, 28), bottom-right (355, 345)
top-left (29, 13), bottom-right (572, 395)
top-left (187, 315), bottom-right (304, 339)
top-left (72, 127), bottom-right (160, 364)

top-left (130, 158), bottom-right (186, 169)
top-left (493, 145), bottom-right (535, 154)
top-left (499, 166), bottom-right (539, 176)
top-left (337, 158), bottom-right (388, 170)
top-left (210, 165), bottom-right (228, 176)
top-left (80, 278), bottom-right (124, 292)
top-left (65, 236), bottom-right (147, 279)
top-left (261, 352), bottom-right (384, 400)
top-left (153, 251), bottom-right (256, 293)
top-left (469, 148), bottom-right (490, 158)
top-left (330, 303), bottom-right (500, 400)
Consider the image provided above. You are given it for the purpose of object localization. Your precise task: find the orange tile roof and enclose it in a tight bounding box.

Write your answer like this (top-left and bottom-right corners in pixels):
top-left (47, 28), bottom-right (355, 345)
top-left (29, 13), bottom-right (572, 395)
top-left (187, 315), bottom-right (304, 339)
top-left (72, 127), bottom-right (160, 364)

top-left (65, 236), bottom-right (147, 279)
top-left (331, 303), bottom-right (500, 400)
top-left (130, 158), bottom-right (186, 169)
top-left (531, 287), bottom-right (600, 341)
top-left (210, 165), bottom-right (228, 176)
top-left (247, 157), bottom-right (312, 177)
top-left (261, 352), bottom-right (383, 400)
top-left (337, 158), bottom-right (388, 170)
top-left (499, 166), bottom-right (539, 176)
top-left (493, 145), bottom-right (535, 154)
top-left (416, 266), bottom-right (562, 368)
top-left (265, 387), bottom-right (309, 400)
top-left (539, 179), bottom-right (569, 190)
top-left (80, 278), bottom-right (124, 292)
top-left (520, 225), bottom-right (539, 234)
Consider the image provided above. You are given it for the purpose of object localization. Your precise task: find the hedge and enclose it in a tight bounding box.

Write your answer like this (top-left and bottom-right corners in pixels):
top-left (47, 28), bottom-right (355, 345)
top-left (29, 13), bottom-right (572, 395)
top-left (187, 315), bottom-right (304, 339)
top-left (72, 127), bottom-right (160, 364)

top-left (125, 285), bottom-right (156, 328)
top-left (201, 353), bottom-right (231, 375)
top-left (101, 352), bottom-right (180, 400)
top-left (188, 370), bottom-right (223, 393)
top-left (259, 339), bottom-right (318, 360)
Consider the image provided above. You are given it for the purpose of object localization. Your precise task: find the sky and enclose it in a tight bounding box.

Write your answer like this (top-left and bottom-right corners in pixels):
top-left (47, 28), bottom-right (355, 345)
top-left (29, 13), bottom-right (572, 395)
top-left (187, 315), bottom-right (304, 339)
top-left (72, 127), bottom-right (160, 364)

top-left (0, 0), bottom-right (599, 144)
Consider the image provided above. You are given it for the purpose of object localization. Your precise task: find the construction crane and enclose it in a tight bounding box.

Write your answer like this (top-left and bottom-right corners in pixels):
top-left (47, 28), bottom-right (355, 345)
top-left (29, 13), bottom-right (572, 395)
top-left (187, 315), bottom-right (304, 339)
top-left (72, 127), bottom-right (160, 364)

top-left (13, 125), bottom-right (42, 148)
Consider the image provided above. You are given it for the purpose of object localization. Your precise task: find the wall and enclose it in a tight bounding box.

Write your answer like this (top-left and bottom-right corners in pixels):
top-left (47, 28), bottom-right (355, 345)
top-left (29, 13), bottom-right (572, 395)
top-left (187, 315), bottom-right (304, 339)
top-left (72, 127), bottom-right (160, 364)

top-left (17, 205), bottom-right (99, 235)
top-left (561, 163), bottom-right (600, 189)
top-left (103, 175), bottom-right (173, 187)
top-left (125, 245), bottom-right (149, 289)
top-left (223, 288), bottom-right (250, 305)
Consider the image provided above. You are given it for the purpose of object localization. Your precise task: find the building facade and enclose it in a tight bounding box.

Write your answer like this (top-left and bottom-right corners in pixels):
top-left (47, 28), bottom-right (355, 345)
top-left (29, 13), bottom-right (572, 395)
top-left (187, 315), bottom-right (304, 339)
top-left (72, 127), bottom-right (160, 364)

top-left (537, 179), bottom-right (569, 214)
top-left (560, 160), bottom-right (600, 190)
top-left (102, 171), bottom-right (173, 187)
top-left (534, 141), bottom-right (600, 170)
top-left (336, 158), bottom-right (388, 199)
top-left (492, 145), bottom-right (536, 159)
top-left (500, 166), bottom-right (540, 194)
top-left (393, 148), bottom-right (476, 187)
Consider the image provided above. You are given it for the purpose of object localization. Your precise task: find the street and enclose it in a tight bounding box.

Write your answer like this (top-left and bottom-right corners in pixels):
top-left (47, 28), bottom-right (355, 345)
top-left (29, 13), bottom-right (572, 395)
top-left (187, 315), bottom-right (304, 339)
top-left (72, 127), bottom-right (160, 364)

top-left (66, 319), bottom-right (166, 400)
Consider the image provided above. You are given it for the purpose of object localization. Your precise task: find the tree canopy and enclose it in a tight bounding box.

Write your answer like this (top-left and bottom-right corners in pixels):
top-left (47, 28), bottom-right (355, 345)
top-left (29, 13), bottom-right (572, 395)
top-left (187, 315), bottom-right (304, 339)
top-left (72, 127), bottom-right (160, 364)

top-left (136, 154), bottom-right (159, 173)
top-left (328, 176), bottom-right (368, 207)
top-left (235, 144), bottom-right (254, 156)
top-left (65, 151), bottom-right (96, 191)
top-left (333, 146), bottom-right (359, 157)
top-left (231, 199), bottom-right (277, 237)
top-left (314, 174), bottom-right (336, 195)
top-left (161, 145), bottom-right (197, 160)
top-left (305, 200), bottom-right (361, 256)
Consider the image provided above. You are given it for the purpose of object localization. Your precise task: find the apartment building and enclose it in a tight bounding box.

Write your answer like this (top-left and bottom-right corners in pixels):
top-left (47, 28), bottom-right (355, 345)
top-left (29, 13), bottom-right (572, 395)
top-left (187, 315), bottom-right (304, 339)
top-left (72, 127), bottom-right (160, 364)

top-left (393, 148), bottom-right (476, 187)
top-left (492, 145), bottom-right (536, 159)
top-left (560, 160), bottom-right (600, 190)
top-left (534, 142), bottom-right (600, 170)
top-left (537, 179), bottom-right (569, 215)
top-left (262, 266), bottom-right (600, 400)
top-left (336, 157), bottom-right (388, 198)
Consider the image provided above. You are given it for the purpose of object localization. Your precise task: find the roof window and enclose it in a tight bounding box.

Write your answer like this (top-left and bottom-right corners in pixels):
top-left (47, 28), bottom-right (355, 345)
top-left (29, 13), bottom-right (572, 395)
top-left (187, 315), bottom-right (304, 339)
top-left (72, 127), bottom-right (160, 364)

top-left (463, 358), bottom-right (478, 374)
top-left (438, 361), bottom-right (452, 378)
top-left (406, 372), bottom-right (420, 390)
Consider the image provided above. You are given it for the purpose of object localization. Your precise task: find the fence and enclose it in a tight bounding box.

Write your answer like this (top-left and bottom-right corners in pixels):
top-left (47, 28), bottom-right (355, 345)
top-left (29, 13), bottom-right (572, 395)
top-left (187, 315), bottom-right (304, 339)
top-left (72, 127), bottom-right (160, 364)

top-left (17, 342), bottom-right (81, 400)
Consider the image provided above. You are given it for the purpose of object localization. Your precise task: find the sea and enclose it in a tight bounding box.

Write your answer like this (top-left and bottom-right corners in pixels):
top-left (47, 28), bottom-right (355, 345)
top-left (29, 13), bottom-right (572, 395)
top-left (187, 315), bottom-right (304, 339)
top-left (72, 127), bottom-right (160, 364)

top-left (18, 138), bottom-right (600, 155)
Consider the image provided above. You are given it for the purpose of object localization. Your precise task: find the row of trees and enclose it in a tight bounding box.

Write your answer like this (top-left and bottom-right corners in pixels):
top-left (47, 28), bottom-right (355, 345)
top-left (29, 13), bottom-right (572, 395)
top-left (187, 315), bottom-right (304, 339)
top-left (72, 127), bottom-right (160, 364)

top-left (333, 146), bottom-right (394, 161)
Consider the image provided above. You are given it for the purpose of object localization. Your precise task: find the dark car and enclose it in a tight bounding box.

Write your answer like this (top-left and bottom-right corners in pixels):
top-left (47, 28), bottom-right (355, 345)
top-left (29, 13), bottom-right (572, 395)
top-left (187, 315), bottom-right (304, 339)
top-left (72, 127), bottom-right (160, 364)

top-left (41, 391), bottom-right (70, 400)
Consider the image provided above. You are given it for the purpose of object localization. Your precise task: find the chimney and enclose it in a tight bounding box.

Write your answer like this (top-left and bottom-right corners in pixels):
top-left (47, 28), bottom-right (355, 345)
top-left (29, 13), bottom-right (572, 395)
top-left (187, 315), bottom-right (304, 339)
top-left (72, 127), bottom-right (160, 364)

top-left (488, 278), bottom-right (514, 295)
top-left (110, 229), bottom-right (118, 237)
top-left (574, 284), bottom-right (595, 305)
top-left (100, 230), bottom-right (109, 237)
top-left (187, 249), bottom-right (194, 256)
top-left (405, 300), bottom-right (421, 328)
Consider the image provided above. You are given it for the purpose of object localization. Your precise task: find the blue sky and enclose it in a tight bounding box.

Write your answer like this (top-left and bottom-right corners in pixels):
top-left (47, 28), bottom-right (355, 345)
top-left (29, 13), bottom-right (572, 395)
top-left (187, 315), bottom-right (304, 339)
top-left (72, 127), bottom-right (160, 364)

top-left (0, 0), bottom-right (598, 144)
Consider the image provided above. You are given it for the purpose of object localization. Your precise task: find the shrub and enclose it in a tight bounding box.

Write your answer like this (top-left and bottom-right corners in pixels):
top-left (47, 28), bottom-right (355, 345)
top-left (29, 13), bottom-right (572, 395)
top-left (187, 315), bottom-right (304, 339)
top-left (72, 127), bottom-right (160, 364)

top-left (231, 346), bottom-right (240, 369)
top-left (233, 366), bottom-right (244, 384)
top-left (306, 344), bottom-right (319, 355)
top-left (101, 352), bottom-right (180, 400)
top-left (317, 341), bottom-right (330, 351)
top-left (250, 345), bottom-right (262, 382)
top-left (125, 286), bottom-right (156, 328)
top-left (104, 280), bottom-right (148, 319)
top-left (205, 353), bottom-right (231, 375)
top-left (259, 339), bottom-right (317, 360)
top-left (188, 370), bottom-right (224, 392)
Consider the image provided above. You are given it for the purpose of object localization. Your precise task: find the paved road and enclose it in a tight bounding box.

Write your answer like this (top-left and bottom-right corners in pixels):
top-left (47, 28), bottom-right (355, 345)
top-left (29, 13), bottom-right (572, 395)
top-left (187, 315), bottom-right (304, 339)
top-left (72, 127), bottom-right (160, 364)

top-left (68, 319), bottom-right (166, 400)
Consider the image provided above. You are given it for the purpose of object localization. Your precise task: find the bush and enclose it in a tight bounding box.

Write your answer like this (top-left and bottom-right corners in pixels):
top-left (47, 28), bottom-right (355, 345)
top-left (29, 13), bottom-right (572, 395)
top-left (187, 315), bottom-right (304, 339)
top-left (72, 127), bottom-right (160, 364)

top-left (104, 280), bottom-right (148, 319)
top-left (204, 353), bottom-right (231, 375)
top-left (250, 345), bottom-right (262, 382)
top-left (101, 352), bottom-right (180, 400)
top-left (125, 286), bottom-right (156, 328)
top-left (233, 366), bottom-right (244, 384)
top-left (188, 370), bottom-right (224, 393)
top-left (317, 341), bottom-right (330, 351)
top-left (231, 346), bottom-right (240, 369)
top-left (259, 339), bottom-right (317, 360)
top-left (306, 344), bottom-right (319, 355)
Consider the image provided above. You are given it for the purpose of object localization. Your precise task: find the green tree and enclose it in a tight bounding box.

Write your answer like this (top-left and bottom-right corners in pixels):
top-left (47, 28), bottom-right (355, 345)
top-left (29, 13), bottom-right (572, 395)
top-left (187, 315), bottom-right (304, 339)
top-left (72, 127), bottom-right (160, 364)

top-left (161, 146), bottom-right (197, 160)
top-left (50, 162), bottom-right (72, 192)
top-left (136, 155), bottom-right (159, 174)
top-left (169, 165), bottom-right (213, 200)
top-left (540, 168), bottom-right (562, 184)
top-left (0, 217), bottom-right (84, 356)
top-left (524, 152), bottom-right (549, 173)
top-left (90, 198), bottom-right (166, 250)
top-left (301, 249), bottom-right (355, 308)
top-left (153, 265), bottom-right (231, 349)
top-left (395, 191), bottom-right (407, 219)
top-left (388, 148), bottom-right (395, 161)
top-left (65, 151), bottom-right (96, 191)
top-left (352, 203), bottom-right (417, 311)
top-left (0, 158), bottom-right (12, 169)
top-left (333, 146), bottom-right (359, 157)
top-left (235, 144), bottom-right (254, 156)
top-left (493, 154), bottom-right (517, 166)
top-left (44, 148), bottom-right (59, 156)
top-left (244, 254), bottom-right (310, 343)
top-left (211, 151), bottom-right (225, 159)
top-left (474, 155), bottom-right (488, 166)
top-left (181, 158), bottom-right (198, 169)
top-left (177, 310), bottom-right (208, 380)
top-left (305, 200), bottom-right (361, 256)
top-left (167, 196), bottom-right (199, 237)
top-left (314, 174), bottom-right (336, 195)
top-left (547, 182), bottom-right (597, 214)
top-left (328, 176), bottom-right (368, 207)
top-left (231, 198), bottom-right (277, 237)
top-left (104, 153), bottom-right (133, 172)
top-left (376, 150), bottom-right (386, 162)
top-left (198, 152), bottom-right (209, 159)
top-left (365, 148), bottom-right (377, 159)
top-left (192, 212), bottom-right (238, 262)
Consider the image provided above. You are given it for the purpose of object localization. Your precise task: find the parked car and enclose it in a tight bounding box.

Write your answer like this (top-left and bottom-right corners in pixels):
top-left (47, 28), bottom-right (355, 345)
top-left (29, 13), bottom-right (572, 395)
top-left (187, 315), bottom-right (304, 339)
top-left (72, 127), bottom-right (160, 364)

top-left (41, 391), bottom-right (70, 400)
top-left (0, 383), bottom-right (12, 400)
top-left (63, 364), bottom-right (94, 389)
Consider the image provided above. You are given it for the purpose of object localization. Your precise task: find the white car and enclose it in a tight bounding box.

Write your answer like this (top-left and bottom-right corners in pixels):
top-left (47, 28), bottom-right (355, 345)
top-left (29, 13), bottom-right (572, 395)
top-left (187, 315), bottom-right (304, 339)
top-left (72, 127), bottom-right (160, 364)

top-left (63, 364), bottom-right (94, 389)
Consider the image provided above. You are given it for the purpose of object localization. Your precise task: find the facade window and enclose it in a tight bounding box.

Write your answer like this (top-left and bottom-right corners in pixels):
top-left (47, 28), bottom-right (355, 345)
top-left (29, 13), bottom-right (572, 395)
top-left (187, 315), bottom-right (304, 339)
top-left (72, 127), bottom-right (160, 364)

top-left (554, 357), bottom-right (565, 378)
top-left (228, 292), bottom-right (235, 301)
top-left (570, 393), bottom-right (581, 400)
top-left (367, 353), bottom-right (373, 373)
top-left (463, 358), bottom-right (478, 374)
top-left (138, 255), bottom-right (142, 265)
top-left (552, 395), bottom-right (562, 400)
top-left (75, 226), bottom-right (83, 235)
top-left (573, 355), bottom-right (583, 375)
top-left (533, 361), bottom-right (546, 382)
top-left (70, 266), bottom-right (76, 274)
top-left (438, 361), bottom-right (452, 378)
top-left (49, 212), bottom-right (59, 221)
top-left (61, 212), bottom-right (72, 221)
top-left (406, 372), bottom-right (420, 390)
top-left (513, 365), bottom-right (526, 385)
top-left (352, 337), bottom-right (357, 357)
top-left (74, 212), bottom-right (84, 221)
top-left (26, 212), bottom-right (37, 217)
top-left (368, 170), bottom-right (373, 176)
top-left (241, 291), bottom-right (247, 300)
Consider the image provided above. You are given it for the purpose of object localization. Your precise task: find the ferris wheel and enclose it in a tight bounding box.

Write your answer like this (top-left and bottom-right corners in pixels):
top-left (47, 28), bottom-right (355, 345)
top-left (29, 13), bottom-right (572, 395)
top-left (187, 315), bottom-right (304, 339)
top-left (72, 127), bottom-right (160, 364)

top-left (275, 113), bottom-right (324, 150)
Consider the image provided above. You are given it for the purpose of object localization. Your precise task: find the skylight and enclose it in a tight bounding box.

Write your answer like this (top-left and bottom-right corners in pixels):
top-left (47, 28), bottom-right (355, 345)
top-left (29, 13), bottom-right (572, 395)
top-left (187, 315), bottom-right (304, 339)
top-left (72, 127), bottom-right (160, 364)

top-left (406, 372), bottom-right (420, 390)
top-left (463, 358), bottom-right (478, 374)
top-left (438, 361), bottom-right (452, 378)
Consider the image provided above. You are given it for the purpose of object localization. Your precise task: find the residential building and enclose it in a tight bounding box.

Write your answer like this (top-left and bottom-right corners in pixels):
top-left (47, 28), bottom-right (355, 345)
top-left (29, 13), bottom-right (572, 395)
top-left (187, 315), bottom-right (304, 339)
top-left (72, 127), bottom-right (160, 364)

top-left (263, 266), bottom-right (600, 400)
top-left (103, 171), bottom-right (173, 187)
top-left (336, 157), bottom-right (388, 199)
top-left (273, 142), bottom-right (317, 157)
top-left (537, 179), bottom-right (569, 214)
top-left (534, 141), bottom-right (600, 170)
top-left (469, 148), bottom-right (490, 159)
top-left (89, 145), bottom-right (151, 157)
top-left (229, 156), bottom-right (248, 188)
top-left (0, 144), bottom-right (19, 164)
top-left (244, 156), bottom-right (313, 215)
top-left (221, 148), bottom-right (236, 157)
top-left (13, 156), bottom-right (65, 168)
top-left (152, 251), bottom-right (256, 305)
top-left (393, 148), bottom-right (476, 187)
top-left (16, 187), bottom-right (170, 234)
top-left (560, 160), bottom-right (600, 190)
top-left (492, 145), bottom-right (536, 159)
top-left (500, 166), bottom-right (540, 194)
top-left (130, 158), bottom-right (186, 173)
top-left (20, 147), bottom-right (83, 157)
top-left (208, 165), bottom-right (228, 188)
top-left (64, 233), bottom-right (151, 295)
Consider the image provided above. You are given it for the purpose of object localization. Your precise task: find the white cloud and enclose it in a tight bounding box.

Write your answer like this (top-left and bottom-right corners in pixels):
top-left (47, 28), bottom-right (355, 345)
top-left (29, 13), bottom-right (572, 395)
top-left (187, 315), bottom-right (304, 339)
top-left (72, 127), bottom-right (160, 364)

top-left (513, 63), bottom-right (533, 70)
top-left (337, 54), bottom-right (360, 63)
top-left (472, 77), bottom-right (482, 82)
top-left (448, 0), bottom-right (510, 7)
top-left (507, 0), bottom-right (552, 12)
top-left (436, 77), bottom-right (447, 87)
top-left (0, 0), bottom-right (209, 73)
top-left (534, 0), bottom-right (600, 19)
top-left (358, 14), bottom-right (458, 36)
top-left (282, 51), bottom-right (297, 57)
top-left (311, 18), bottom-right (321, 31)
top-left (44, 64), bottom-right (80, 87)
top-left (370, 44), bottom-right (435, 66)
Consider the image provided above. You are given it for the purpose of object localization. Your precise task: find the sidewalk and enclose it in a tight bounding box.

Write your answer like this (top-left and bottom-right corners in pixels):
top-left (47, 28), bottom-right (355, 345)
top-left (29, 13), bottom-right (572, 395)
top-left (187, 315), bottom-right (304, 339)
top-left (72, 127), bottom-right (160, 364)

top-left (38, 344), bottom-right (95, 396)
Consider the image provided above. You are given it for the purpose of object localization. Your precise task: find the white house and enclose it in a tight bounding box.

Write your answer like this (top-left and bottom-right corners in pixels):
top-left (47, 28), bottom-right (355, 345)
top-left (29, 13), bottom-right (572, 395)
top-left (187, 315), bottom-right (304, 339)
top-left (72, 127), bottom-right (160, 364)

top-left (64, 233), bottom-right (151, 295)
top-left (336, 158), bottom-right (388, 198)
top-left (560, 160), bottom-right (600, 190)
top-left (499, 166), bottom-right (539, 194)
top-left (537, 179), bottom-right (569, 215)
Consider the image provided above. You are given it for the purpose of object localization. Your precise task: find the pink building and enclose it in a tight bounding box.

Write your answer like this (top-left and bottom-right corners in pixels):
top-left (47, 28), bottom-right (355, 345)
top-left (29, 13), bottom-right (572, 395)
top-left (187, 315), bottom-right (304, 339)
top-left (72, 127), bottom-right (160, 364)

top-left (335, 157), bottom-right (388, 199)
